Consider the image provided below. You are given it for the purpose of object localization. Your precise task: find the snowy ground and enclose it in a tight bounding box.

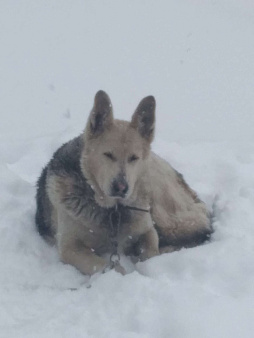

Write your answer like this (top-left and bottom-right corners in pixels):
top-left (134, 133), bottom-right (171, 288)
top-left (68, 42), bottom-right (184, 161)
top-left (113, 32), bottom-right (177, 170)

top-left (1, 1), bottom-right (254, 337)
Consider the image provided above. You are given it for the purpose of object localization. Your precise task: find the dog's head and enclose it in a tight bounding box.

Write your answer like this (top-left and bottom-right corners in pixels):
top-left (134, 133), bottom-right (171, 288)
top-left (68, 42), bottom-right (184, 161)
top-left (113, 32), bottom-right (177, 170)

top-left (81, 90), bottom-right (155, 207)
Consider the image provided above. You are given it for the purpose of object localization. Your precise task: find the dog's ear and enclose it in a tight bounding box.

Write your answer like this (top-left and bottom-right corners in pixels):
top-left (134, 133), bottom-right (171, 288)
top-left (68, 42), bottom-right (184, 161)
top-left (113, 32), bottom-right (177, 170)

top-left (87, 90), bottom-right (113, 137)
top-left (130, 96), bottom-right (156, 143)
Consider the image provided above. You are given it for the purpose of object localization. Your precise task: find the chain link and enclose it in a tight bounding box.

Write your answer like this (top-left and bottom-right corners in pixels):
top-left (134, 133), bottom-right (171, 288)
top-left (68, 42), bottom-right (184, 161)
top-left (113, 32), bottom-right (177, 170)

top-left (109, 205), bottom-right (121, 268)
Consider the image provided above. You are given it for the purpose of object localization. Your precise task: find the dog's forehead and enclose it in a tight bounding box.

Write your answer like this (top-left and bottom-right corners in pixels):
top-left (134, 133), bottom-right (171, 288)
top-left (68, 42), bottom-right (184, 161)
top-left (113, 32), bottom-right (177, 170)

top-left (102, 121), bottom-right (144, 153)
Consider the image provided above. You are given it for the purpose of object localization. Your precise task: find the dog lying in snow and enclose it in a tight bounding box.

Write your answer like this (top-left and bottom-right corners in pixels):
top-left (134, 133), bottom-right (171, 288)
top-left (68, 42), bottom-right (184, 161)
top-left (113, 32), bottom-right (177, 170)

top-left (35, 90), bottom-right (212, 275)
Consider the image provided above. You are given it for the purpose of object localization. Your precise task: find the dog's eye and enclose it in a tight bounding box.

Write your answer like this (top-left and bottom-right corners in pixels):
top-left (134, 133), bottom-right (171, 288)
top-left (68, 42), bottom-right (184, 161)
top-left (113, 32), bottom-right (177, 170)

top-left (128, 154), bottom-right (139, 163)
top-left (103, 152), bottom-right (116, 161)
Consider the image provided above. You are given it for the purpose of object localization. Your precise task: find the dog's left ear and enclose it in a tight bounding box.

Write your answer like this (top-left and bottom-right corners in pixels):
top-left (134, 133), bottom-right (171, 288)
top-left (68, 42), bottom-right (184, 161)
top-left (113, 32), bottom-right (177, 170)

top-left (86, 90), bottom-right (114, 137)
top-left (130, 96), bottom-right (156, 143)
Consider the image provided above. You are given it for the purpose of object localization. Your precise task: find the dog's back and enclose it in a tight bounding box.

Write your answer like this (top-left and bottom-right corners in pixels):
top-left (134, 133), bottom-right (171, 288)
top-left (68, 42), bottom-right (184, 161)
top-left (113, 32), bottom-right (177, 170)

top-left (36, 136), bottom-right (84, 244)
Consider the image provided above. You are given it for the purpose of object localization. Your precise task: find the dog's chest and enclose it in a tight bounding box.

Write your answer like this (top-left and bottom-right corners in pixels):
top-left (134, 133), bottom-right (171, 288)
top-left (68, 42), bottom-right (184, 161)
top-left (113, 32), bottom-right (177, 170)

top-left (83, 206), bottom-right (141, 254)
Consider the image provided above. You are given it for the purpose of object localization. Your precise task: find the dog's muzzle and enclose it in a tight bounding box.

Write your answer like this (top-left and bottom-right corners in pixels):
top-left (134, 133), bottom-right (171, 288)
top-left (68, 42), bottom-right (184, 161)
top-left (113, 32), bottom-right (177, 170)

top-left (111, 177), bottom-right (129, 198)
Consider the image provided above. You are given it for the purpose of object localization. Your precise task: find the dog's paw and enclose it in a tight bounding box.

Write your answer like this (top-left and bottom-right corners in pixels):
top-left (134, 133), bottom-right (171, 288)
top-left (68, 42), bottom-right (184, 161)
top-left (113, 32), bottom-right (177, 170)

top-left (114, 261), bottom-right (126, 275)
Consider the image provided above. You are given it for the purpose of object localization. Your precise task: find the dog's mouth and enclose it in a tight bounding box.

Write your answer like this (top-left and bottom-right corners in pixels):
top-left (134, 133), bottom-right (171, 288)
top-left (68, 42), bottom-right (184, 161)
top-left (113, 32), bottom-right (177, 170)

top-left (110, 179), bottom-right (129, 199)
top-left (110, 191), bottom-right (128, 199)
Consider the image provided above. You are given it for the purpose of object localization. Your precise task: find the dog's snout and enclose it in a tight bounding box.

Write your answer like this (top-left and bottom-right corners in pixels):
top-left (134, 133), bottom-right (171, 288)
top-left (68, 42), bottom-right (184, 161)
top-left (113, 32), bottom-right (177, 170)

top-left (111, 178), bottom-right (129, 198)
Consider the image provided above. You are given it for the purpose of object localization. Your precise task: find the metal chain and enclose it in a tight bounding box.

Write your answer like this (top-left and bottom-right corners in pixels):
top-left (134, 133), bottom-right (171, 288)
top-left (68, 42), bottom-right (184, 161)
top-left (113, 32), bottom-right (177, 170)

top-left (109, 205), bottom-right (121, 269)
top-left (108, 204), bottom-right (149, 270)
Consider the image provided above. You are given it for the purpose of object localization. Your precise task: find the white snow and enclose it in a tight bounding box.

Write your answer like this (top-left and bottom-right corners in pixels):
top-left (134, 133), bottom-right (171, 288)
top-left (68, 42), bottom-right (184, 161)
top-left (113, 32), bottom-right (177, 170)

top-left (1, 1), bottom-right (254, 337)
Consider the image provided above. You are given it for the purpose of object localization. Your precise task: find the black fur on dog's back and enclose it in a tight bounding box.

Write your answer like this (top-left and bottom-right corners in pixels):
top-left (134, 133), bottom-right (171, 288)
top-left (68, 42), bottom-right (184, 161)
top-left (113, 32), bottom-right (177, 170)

top-left (35, 136), bottom-right (84, 242)
top-left (35, 166), bottom-right (54, 240)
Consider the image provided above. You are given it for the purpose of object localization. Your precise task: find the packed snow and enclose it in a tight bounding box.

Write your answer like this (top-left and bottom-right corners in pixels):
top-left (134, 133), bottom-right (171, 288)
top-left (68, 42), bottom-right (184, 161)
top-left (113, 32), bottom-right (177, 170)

top-left (1, 1), bottom-right (254, 337)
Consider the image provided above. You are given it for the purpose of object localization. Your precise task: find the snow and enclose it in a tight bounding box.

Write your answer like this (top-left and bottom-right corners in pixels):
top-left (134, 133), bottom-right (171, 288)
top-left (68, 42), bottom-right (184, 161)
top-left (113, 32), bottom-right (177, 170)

top-left (1, 1), bottom-right (254, 337)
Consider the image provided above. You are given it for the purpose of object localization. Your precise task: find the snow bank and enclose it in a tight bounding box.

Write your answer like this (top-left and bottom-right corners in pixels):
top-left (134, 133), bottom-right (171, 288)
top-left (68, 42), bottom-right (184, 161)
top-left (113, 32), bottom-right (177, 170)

top-left (1, 1), bottom-right (254, 337)
top-left (1, 132), bottom-right (254, 338)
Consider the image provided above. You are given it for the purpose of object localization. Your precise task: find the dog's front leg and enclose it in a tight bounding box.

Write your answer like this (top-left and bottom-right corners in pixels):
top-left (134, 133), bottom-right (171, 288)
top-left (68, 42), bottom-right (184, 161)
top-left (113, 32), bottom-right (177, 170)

top-left (59, 241), bottom-right (108, 275)
top-left (137, 227), bottom-right (159, 262)
top-left (56, 208), bottom-right (107, 275)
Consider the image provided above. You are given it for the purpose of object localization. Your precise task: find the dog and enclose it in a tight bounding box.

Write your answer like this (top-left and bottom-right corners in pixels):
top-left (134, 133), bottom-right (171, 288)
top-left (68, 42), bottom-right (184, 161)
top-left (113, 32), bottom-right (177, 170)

top-left (35, 90), bottom-right (212, 275)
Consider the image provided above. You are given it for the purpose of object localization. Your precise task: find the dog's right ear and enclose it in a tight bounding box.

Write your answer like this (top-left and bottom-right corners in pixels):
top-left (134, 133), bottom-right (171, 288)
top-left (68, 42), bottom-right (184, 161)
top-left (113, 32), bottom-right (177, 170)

top-left (86, 90), bottom-right (113, 137)
top-left (130, 95), bottom-right (156, 143)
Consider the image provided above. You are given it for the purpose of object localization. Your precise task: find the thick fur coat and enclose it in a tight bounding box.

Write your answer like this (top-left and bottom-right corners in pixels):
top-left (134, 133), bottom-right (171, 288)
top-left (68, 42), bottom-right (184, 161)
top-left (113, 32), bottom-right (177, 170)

top-left (36, 91), bottom-right (212, 275)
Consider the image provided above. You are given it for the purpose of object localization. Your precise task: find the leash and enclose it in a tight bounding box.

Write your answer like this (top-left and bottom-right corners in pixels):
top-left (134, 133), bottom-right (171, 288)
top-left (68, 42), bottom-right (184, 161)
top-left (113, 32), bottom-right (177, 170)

top-left (125, 205), bottom-right (150, 213)
top-left (108, 204), bottom-right (150, 269)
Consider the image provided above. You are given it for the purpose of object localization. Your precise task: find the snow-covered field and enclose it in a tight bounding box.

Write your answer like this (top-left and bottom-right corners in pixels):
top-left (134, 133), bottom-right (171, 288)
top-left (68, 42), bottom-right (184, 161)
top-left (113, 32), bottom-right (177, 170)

top-left (1, 1), bottom-right (254, 337)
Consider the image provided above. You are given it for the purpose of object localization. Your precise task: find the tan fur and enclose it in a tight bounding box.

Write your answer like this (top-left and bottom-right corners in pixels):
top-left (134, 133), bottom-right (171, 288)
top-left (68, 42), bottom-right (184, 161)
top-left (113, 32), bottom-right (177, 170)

top-left (42, 91), bottom-right (211, 275)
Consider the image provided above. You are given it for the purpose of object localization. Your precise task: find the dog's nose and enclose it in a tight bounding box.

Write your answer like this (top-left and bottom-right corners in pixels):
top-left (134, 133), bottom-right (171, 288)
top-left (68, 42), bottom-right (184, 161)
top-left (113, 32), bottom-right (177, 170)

top-left (111, 179), bottom-right (129, 198)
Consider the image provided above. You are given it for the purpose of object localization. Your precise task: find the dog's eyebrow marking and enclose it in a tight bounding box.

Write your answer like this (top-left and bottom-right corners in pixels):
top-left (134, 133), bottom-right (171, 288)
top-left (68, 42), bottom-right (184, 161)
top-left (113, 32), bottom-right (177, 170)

top-left (128, 154), bottom-right (139, 163)
top-left (103, 152), bottom-right (117, 161)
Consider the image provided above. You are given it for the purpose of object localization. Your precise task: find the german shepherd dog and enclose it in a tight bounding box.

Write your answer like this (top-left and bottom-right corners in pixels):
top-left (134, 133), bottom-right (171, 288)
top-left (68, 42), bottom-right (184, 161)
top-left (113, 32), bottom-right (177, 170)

top-left (36, 91), bottom-right (212, 275)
